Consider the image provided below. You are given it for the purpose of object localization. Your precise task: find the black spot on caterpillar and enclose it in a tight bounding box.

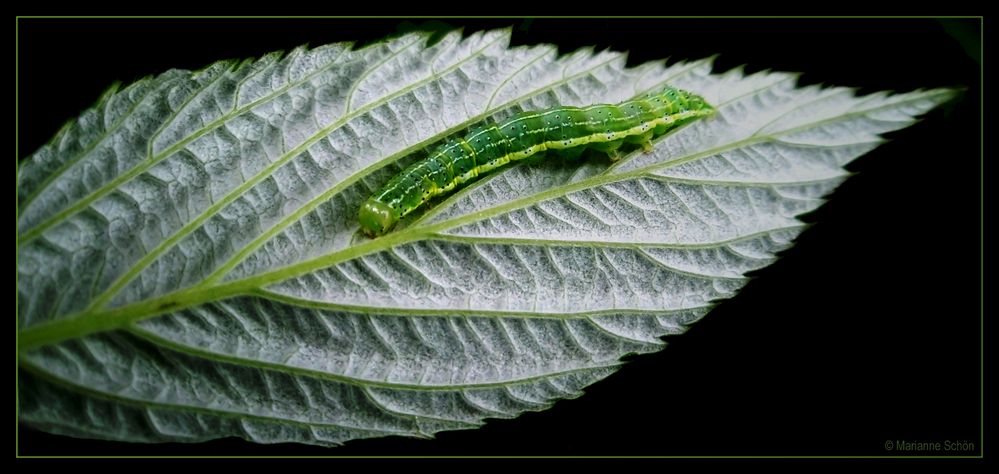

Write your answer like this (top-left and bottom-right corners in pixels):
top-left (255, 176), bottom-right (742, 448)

top-left (359, 86), bottom-right (715, 236)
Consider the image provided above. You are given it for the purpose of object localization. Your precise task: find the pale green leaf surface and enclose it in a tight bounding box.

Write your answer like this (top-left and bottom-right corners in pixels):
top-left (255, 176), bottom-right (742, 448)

top-left (17, 29), bottom-right (954, 446)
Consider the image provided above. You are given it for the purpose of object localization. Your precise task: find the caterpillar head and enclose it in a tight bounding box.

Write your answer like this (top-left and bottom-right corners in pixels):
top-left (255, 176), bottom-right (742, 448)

top-left (359, 198), bottom-right (396, 237)
top-left (682, 91), bottom-right (716, 116)
top-left (648, 87), bottom-right (716, 117)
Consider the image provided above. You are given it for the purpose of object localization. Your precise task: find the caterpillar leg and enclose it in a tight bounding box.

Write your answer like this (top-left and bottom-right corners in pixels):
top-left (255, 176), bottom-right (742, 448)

top-left (625, 131), bottom-right (655, 153)
top-left (590, 139), bottom-right (624, 162)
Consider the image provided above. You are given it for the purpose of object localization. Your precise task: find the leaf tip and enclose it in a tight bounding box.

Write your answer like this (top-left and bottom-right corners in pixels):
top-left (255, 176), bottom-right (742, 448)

top-left (931, 86), bottom-right (966, 105)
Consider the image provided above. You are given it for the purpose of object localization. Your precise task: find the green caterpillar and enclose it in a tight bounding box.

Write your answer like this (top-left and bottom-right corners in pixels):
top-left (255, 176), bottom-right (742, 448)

top-left (359, 86), bottom-right (715, 237)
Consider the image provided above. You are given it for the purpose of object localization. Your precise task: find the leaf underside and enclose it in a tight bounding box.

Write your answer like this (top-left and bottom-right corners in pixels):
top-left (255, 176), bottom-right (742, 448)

top-left (17, 29), bottom-right (955, 446)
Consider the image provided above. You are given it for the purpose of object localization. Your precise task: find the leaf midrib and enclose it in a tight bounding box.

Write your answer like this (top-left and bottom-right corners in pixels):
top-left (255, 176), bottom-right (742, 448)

top-left (19, 52), bottom-right (707, 343)
top-left (16, 79), bottom-right (949, 353)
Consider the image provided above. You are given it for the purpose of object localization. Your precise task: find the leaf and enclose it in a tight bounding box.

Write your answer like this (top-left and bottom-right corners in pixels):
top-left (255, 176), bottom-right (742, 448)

top-left (17, 28), bottom-right (956, 447)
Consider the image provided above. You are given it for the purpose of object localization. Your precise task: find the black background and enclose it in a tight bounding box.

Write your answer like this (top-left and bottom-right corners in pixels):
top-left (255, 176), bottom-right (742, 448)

top-left (17, 18), bottom-right (982, 457)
